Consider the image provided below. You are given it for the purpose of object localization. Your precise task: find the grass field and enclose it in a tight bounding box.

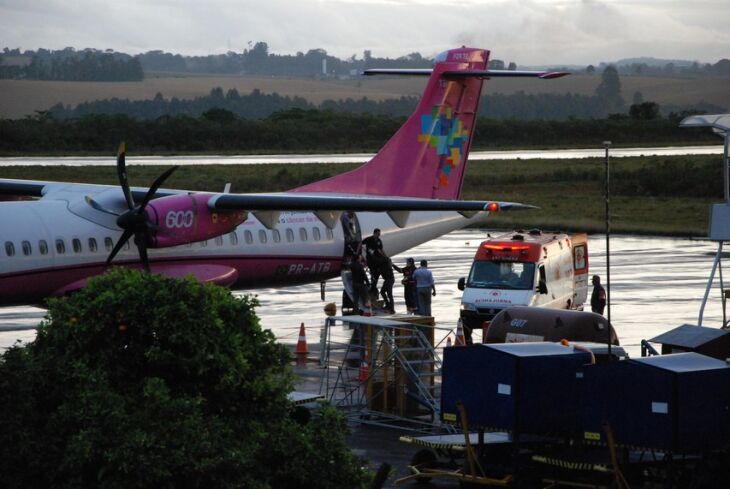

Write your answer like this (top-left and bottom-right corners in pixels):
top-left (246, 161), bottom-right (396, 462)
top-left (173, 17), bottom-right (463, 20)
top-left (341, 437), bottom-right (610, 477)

top-left (2, 154), bottom-right (719, 236)
top-left (1, 73), bottom-right (728, 119)
top-left (462, 157), bottom-right (716, 236)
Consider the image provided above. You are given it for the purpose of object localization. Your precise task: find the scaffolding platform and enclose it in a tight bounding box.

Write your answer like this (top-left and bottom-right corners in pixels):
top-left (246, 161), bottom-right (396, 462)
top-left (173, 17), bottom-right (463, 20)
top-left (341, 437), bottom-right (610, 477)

top-left (318, 314), bottom-right (454, 434)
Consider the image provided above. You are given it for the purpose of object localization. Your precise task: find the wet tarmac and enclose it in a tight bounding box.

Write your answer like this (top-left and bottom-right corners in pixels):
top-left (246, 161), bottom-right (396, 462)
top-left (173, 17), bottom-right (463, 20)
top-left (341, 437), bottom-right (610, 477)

top-left (2, 230), bottom-right (727, 357)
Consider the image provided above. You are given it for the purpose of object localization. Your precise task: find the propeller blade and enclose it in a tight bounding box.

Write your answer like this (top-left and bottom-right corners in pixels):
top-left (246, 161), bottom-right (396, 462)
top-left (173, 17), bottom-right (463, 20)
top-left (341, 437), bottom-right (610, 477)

top-left (106, 229), bottom-right (134, 265)
top-left (109, 146), bottom-right (175, 274)
top-left (84, 195), bottom-right (120, 216)
top-left (135, 232), bottom-right (151, 273)
top-left (116, 142), bottom-right (135, 210)
top-left (138, 165), bottom-right (178, 210)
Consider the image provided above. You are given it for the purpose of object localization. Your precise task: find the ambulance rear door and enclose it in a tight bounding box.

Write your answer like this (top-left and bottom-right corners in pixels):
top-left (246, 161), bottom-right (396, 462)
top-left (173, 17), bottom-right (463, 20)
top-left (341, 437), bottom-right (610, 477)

top-left (571, 233), bottom-right (589, 308)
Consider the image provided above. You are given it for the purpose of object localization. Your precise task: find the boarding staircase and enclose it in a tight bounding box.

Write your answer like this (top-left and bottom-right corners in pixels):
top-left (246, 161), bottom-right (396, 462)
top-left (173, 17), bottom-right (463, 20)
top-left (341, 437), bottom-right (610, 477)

top-left (319, 315), bottom-right (456, 434)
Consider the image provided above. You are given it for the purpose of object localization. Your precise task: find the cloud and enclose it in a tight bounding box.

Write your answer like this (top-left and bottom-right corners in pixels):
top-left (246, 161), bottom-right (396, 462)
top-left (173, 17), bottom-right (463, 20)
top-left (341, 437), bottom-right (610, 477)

top-left (0, 0), bottom-right (727, 64)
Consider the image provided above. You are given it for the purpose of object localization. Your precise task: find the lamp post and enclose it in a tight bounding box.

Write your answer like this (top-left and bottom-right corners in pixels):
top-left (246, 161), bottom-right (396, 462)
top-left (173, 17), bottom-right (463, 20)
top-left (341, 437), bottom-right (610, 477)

top-left (603, 141), bottom-right (612, 358)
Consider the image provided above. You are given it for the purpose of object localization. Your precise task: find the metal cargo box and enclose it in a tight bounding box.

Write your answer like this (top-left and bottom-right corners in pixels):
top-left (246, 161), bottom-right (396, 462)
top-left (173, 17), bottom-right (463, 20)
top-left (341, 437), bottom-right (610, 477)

top-left (649, 324), bottom-right (730, 360)
top-left (581, 352), bottom-right (730, 452)
top-left (441, 342), bottom-right (593, 435)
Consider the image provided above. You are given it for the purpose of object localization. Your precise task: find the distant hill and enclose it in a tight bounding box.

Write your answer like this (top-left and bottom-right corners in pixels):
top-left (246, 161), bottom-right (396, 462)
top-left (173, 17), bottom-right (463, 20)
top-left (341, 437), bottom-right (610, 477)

top-left (614, 57), bottom-right (697, 67)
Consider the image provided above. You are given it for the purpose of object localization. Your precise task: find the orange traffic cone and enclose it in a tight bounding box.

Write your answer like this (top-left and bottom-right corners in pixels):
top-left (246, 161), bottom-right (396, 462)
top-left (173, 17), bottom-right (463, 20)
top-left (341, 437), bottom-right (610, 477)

top-left (455, 319), bottom-right (466, 346)
top-left (359, 346), bottom-right (370, 382)
top-left (295, 322), bottom-right (309, 355)
top-left (446, 336), bottom-right (452, 348)
top-left (358, 359), bottom-right (369, 382)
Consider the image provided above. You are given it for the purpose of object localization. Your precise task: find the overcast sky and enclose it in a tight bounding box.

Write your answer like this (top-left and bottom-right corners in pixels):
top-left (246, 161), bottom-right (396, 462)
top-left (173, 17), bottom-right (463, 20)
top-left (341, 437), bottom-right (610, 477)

top-left (1, 0), bottom-right (728, 65)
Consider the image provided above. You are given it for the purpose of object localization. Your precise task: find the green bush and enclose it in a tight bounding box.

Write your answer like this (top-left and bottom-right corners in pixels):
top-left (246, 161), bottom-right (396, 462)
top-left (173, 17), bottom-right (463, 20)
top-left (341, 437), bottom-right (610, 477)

top-left (0, 268), bottom-right (368, 489)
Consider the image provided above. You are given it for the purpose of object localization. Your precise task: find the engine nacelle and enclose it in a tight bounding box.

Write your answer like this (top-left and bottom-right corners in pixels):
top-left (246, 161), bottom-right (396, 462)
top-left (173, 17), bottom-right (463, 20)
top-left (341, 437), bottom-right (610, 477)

top-left (146, 193), bottom-right (247, 248)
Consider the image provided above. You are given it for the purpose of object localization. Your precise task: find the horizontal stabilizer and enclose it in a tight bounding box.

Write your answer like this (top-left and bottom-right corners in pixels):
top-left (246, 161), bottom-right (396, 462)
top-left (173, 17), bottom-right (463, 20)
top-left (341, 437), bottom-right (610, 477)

top-left (364, 68), bottom-right (569, 79)
top-left (445, 69), bottom-right (569, 79)
top-left (363, 69), bottom-right (433, 76)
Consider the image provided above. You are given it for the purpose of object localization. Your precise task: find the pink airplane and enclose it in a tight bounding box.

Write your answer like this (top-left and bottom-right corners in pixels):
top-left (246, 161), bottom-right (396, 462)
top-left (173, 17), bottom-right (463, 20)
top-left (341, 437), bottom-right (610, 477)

top-left (0, 47), bottom-right (567, 306)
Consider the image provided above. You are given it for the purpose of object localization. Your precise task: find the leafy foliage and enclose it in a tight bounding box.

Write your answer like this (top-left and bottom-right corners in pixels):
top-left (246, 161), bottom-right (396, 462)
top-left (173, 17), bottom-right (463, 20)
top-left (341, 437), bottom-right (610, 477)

top-left (595, 65), bottom-right (624, 112)
top-left (0, 107), bottom-right (717, 155)
top-left (0, 268), bottom-right (368, 489)
top-left (4, 50), bottom-right (143, 81)
top-left (43, 87), bottom-right (714, 122)
top-left (629, 102), bottom-right (660, 120)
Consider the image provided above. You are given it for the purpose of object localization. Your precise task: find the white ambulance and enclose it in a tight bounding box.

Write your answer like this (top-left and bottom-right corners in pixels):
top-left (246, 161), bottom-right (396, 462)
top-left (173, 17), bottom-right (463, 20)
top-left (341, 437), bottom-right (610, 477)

top-left (458, 230), bottom-right (589, 334)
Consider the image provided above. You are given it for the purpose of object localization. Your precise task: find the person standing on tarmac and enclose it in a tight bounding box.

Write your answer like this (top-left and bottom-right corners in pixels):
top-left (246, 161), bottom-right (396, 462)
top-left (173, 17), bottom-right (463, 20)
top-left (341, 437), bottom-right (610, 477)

top-left (413, 259), bottom-right (436, 316)
top-left (591, 274), bottom-right (606, 315)
top-left (362, 228), bottom-right (386, 294)
top-left (350, 256), bottom-right (371, 315)
top-left (393, 257), bottom-right (418, 313)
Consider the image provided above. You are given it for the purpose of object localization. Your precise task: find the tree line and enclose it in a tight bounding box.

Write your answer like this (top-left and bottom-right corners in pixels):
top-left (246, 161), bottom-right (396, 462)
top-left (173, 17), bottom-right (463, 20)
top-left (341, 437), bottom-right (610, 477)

top-left (0, 48), bottom-right (143, 81)
top-left (4, 43), bottom-right (729, 80)
top-left (0, 108), bottom-right (717, 155)
top-left (42, 87), bottom-right (723, 122)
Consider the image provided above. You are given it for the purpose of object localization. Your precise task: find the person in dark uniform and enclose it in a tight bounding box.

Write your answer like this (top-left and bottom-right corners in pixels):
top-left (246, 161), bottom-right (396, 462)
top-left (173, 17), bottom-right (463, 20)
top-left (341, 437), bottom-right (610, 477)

top-left (393, 257), bottom-right (417, 313)
top-left (362, 228), bottom-right (386, 294)
top-left (350, 256), bottom-right (371, 315)
top-left (380, 258), bottom-right (396, 314)
top-left (591, 274), bottom-right (606, 315)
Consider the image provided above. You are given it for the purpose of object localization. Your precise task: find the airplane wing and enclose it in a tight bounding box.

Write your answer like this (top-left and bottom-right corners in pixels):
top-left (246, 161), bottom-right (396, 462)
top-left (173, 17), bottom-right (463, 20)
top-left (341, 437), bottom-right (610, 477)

top-left (0, 176), bottom-right (533, 230)
top-left (208, 192), bottom-right (533, 212)
top-left (208, 192), bottom-right (534, 228)
top-left (0, 179), bottom-right (48, 197)
top-left (0, 178), bottom-right (535, 214)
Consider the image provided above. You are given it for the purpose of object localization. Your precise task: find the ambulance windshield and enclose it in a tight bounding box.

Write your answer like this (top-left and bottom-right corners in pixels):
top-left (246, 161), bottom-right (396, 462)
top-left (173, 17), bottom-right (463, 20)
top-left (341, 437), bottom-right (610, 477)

top-left (467, 261), bottom-right (536, 290)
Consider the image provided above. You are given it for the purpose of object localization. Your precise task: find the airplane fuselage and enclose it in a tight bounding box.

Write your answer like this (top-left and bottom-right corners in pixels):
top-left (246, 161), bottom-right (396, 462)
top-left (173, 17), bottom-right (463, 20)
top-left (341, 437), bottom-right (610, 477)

top-left (0, 197), bottom-right (486, 306)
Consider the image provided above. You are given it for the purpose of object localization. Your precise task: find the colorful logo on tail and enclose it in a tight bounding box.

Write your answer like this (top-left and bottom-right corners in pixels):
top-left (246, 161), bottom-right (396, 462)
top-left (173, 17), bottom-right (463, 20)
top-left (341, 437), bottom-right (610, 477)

top-left (418, 105), bottom-right (469, 188)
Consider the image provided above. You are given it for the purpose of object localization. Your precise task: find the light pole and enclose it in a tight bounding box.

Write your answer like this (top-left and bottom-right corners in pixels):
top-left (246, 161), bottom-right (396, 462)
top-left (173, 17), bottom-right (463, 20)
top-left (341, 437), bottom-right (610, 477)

top-left (603, 141), bottom-right (612, 357)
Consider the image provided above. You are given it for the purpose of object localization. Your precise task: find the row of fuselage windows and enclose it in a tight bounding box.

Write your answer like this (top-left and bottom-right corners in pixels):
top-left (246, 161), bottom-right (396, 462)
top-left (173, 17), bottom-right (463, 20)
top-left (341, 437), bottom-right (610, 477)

top-left (3, 226), bottom-right (335, 257)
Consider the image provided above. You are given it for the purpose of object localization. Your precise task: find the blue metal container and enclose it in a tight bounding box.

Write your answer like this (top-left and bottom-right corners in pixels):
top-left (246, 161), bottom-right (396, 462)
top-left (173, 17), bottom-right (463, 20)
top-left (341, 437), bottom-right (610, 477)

top-left (580, 352), bottom-right (730, 452)
top-left (441, 343), bottom-right (593, 435)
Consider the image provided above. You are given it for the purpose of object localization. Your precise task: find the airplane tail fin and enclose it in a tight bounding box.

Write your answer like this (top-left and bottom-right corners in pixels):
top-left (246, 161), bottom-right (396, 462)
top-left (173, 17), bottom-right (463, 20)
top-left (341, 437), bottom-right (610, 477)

top-left (292, 47), bottom-right (568, 200)
top-left (292, 47), bottom-right (490, 200)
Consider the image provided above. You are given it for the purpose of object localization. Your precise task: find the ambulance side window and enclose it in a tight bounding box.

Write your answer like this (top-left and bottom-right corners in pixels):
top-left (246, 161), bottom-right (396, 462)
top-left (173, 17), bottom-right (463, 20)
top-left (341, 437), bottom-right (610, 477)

top-left (538, 265), bottom-right (548, 294)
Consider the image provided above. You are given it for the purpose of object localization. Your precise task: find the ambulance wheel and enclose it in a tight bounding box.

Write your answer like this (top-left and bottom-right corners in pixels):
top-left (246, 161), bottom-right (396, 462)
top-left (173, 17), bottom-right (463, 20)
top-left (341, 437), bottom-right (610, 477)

top-left (410, 449), bottom-right (437, 482)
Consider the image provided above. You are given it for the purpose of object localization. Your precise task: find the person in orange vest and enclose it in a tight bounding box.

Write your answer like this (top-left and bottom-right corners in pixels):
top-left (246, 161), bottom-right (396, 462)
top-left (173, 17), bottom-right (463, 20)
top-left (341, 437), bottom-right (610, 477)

top-left (591, 275), bottom-right (606, 315)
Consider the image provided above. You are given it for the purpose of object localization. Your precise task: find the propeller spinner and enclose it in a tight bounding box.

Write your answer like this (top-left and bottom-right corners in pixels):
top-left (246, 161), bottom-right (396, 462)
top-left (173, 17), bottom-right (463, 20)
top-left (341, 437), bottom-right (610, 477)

top-left (86, 143), bottom-right (178, 273)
